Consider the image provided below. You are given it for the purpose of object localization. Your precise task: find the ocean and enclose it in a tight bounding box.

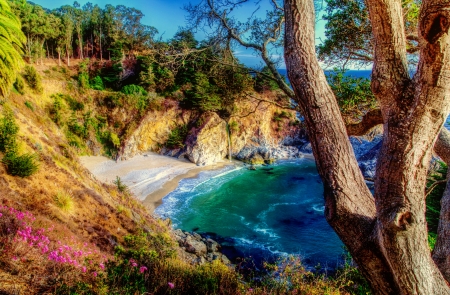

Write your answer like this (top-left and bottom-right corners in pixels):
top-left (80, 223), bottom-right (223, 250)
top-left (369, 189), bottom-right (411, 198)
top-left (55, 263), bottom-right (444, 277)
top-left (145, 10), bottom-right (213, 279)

top-left (155, 159), bottom-right (344, 270)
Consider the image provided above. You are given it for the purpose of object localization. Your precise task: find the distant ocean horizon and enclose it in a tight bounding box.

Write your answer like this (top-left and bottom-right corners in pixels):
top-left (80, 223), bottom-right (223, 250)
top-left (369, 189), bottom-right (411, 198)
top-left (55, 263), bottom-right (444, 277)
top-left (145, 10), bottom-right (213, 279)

top-left (277, 68), bottom-right (372, 79)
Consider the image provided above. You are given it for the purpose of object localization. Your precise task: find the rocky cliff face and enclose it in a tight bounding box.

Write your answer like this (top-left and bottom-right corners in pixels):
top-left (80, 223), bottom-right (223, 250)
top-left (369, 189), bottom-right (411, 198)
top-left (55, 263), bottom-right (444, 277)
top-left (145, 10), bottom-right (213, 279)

top-left (184, 112), bottom-right (228, 166)
top-left (120, 92), bottom-right (309, 165)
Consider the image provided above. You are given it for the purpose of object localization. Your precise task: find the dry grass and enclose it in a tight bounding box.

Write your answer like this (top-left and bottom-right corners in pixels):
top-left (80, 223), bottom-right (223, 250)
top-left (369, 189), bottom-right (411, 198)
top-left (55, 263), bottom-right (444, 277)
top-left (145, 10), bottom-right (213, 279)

top-left (54, 190), bottom-right (74, 212)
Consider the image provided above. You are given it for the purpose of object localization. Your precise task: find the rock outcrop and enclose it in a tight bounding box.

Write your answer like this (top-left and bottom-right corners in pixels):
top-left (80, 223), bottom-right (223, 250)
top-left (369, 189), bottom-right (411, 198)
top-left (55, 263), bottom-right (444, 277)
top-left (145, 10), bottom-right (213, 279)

top-left (121, 93), bottom-right (309, 165)
top-left (184, 112), bottom-right (228, 166)
top-left (173, 229), bottom-right (231, 266)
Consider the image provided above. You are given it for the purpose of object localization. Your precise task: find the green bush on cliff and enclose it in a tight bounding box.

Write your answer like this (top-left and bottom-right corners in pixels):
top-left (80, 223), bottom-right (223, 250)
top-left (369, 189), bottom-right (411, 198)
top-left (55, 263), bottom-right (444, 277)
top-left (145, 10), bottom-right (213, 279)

top-left (166, 124), bottom-right (188, 149)
top-left (14, 75), bottom-right (25, 95)
top-left (23, 66), bottom-right (43, 94)
top-left (0, 108), bottom-right (19, 153)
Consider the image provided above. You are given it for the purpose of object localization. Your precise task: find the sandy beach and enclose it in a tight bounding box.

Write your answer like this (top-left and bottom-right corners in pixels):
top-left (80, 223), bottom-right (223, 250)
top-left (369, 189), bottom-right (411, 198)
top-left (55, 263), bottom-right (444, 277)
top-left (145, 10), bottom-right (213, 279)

top-left (80, 153), bottom-right (232, 212)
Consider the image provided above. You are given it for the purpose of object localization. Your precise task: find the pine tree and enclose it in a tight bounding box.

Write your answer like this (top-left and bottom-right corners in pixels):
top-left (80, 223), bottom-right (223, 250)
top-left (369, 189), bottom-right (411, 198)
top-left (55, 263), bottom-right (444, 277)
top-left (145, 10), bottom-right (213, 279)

top-left (0, 0), bottom-right (25, 97)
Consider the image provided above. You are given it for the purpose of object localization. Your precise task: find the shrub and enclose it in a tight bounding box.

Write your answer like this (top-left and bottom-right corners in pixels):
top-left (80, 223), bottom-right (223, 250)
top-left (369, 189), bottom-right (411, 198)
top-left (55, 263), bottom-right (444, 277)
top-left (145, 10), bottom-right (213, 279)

top-left (110, 132), bottom-right (120, 148)
top-left (64, 95), bottom-right (84, 112)
top-left (121, 84), bottom-right (148, 96)
top-left (78, 59), bottom-right (90, 90)
top-left (113, 176), bottom-right (128, 193)
top-left (166, 125), bottom-right (188, 149)
top-left (50, 94), bottom-right (64, 126)
top-left (91, 76), bottom-right (104, 90)
top-left (23, 66), bottom-right (43, 93)
top-left (24, 101), bottom-right (34, 111)
top-left (2, 152), bottom-right (39, 177)
top-left (0, 108), bottom-right (19, 153)
top-left (54, 191), bottom-right (74, 212)
top-left (14, 75), bottom-right (25, 94)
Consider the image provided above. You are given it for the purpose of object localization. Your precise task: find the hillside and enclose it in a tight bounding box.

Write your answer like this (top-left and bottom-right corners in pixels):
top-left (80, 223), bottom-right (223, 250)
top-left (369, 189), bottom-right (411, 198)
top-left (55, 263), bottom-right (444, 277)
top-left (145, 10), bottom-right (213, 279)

top-left (0, 60), bottom-right (371, 294)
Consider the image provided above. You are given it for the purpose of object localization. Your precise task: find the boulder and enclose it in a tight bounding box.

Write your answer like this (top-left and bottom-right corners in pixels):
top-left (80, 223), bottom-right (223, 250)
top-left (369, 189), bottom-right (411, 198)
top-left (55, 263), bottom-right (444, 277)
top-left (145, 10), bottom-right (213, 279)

top-left (184, 235), bottom-right (207, 256)
top-left (185, 112), bottom-right (228, 166)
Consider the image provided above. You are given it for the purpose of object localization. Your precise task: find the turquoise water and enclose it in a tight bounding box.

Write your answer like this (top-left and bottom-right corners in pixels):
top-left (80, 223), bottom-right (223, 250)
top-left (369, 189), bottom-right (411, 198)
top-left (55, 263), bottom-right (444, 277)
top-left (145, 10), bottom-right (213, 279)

top-left (155, 158), bottom-right (344, 269)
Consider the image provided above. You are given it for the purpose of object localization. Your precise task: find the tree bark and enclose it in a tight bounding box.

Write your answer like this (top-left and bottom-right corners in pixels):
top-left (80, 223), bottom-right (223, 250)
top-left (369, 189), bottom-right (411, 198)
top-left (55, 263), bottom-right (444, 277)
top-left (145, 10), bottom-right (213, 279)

top-left (284, 0), bottom-right (450, 293)
top-left (284, 1), bottom-right (399, 293)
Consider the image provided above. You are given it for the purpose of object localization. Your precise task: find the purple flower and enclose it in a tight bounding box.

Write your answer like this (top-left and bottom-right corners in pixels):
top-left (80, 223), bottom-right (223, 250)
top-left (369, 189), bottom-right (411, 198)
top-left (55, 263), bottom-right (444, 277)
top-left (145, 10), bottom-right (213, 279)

top-left (168, 282), bottom-right (174, 289)
top-left (139, 266), bottom-right (147, 273)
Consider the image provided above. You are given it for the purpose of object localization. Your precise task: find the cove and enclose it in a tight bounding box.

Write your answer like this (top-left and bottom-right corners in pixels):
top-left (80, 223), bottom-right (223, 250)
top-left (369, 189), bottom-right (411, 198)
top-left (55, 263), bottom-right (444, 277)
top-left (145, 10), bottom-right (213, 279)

top-left (155, 158), bottom-right (344, 270)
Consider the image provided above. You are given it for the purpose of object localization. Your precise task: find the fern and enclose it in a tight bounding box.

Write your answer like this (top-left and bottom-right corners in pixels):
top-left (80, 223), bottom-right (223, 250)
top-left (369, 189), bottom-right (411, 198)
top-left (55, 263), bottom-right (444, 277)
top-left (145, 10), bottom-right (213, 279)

top-left (0, 0), bottom-right (25, 97)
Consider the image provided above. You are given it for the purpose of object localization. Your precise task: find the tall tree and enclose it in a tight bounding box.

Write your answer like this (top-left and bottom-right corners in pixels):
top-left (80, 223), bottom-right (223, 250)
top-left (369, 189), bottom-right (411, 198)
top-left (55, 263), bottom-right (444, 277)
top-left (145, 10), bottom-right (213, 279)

top-left (284, 0), bottom-right (450, 294)
top-left (0, 0), bottom-right (25, 97)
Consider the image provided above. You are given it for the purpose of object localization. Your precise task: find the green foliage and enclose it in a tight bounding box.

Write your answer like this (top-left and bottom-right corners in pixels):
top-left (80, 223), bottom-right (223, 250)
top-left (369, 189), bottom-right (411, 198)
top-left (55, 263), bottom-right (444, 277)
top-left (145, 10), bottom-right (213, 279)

top-left (273, 111), bottom-right (292, 122)
top-left (426, 161), bottom-right (447, 250)
top-left (326, 69), bottom-right (376, 116)
top-left (109, 132), bottom-right (120, 147)
top-left (2, 152), bottom-right (39, 177)
top-left (14, 76), bottom-right (25, 95)
top-left (166, 125), bottom-right (188, 149)
top-left (0, 108), bottom-right (19, 153)
top-left (24, 101), bottom-right (34, 111)
top-left (78, 60), bottom-right (90, 90)
top-left (121, 84), bottom-right (147, 96)
top-left (91, 76), bottom-right (104, 90)
top-left (64, 95), bottom-right (85, 112)
top-left (0, 0), bottom-right (25, 98)
top-left (23, 66), bottom-right (43, 94)
top-left (254, 67), bottom-right (282, 92)
top-left (50, 94), bottom-right (64, 126)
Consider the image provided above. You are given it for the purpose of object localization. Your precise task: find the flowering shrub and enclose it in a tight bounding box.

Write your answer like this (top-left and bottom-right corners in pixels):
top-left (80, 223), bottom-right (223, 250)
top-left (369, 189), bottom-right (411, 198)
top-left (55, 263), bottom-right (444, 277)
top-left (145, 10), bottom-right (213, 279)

top-left (0, 205), bottom-right (110, 292)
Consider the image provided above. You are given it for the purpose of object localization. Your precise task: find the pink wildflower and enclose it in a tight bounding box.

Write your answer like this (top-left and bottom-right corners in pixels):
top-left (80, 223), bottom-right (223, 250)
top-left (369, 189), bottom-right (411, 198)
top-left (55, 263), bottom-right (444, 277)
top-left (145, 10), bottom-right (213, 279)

top-left (93, 271), bottom-right (97, 277)
top-left (168, 282), bottom-right (175, 289)
top-left (82, 266), bottom-right (87, 273)
top-left (139, 266), bottom-right (147, 273)
top-left (0, 213), bottom-right (2, 217)
top-left (99, 263), bottom-right (105, 270)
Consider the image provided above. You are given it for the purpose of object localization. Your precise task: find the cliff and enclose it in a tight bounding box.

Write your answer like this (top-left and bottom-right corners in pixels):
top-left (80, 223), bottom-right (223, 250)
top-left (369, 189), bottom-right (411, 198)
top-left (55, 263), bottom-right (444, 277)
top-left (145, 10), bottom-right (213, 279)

top-left (121, 91), bottom-right (308, 166)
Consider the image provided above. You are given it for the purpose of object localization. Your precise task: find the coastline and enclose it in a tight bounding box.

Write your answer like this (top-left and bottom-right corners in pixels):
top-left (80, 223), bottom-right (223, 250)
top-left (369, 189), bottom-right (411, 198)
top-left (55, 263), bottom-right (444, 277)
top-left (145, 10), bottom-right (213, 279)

top-left (80, 153), bottom-right (234, 212)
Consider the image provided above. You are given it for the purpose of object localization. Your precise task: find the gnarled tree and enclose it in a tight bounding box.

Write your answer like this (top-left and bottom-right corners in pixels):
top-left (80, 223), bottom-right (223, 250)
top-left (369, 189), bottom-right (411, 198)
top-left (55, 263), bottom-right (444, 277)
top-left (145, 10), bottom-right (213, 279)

top-left (284, 0), bottom-right (450, 294)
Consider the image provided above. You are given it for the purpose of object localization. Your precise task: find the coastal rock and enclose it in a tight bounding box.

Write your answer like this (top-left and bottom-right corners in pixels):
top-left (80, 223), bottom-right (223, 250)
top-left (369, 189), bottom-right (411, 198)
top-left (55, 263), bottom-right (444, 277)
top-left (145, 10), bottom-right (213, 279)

top-left (185, 112), bottom-right (228, 166)
top-left (173, 230), bottom-right (232, 267)
top-left (184, 235), bottom-right (207, 256)
top-left (120, 102), bottom-right (190, 159)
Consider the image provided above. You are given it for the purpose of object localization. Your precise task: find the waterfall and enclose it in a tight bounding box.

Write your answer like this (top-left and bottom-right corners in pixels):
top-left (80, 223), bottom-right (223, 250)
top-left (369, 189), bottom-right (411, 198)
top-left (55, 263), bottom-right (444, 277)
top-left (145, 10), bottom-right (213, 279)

top-left (226, 123), bottom-right (232, 162)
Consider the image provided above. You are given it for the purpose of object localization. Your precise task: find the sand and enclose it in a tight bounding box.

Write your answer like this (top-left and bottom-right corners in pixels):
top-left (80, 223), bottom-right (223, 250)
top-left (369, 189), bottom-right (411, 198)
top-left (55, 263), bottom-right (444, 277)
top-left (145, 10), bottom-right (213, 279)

top-left (80, 153), bottom-right (231, 212)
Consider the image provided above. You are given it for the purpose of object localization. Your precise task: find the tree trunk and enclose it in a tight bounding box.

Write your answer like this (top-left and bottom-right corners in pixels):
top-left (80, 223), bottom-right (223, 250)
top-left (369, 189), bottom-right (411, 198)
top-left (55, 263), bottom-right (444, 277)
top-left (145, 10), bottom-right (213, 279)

top-left (284, 0), bottom-right (450, 293)
top-left (100, 26), bottom-right (103, 62)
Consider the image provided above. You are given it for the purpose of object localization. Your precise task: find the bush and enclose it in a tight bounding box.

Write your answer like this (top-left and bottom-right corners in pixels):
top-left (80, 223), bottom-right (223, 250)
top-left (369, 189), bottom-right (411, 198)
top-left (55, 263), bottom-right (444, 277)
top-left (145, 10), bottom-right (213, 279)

top-left (54, 191), bottom-right (74, 212)
top-left (23, 66), bottom-right (43, 93)
top-left (24, 101), bottom-right (34, 111)
top-left (166, 125), bottom-right (188, 149)
top-left (78, 72), bottom-right (90, 90)
top-left (14, 75), bottom-right (25, 95)
top-left (49, 94), bottom-right (65, 126)
top-left (2, 152), bottom-right (39, 177)
top-left (121, 84), bottom-right (148, 96)
top-left (91, 76), bottom-right (104, 90)
top-left (0, 109), bottom-right (19, 153)
top-left (78, 59), bottom-right (90, 90)
top-left (113, 176), bottom-right (128, 193)
top-left (110, 132), bottom-right (120, 148)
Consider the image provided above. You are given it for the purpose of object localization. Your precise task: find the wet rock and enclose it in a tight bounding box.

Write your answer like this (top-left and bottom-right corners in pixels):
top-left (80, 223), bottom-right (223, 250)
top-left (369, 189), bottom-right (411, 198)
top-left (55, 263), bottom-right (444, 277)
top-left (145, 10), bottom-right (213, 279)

top-left (207, 238), bottom-right (220, 253)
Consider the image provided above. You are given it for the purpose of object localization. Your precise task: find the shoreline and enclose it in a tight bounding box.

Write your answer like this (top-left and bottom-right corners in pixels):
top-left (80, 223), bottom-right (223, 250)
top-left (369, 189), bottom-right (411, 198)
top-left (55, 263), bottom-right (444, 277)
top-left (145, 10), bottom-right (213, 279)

top-left (80, 153), bottom-right (234, 212)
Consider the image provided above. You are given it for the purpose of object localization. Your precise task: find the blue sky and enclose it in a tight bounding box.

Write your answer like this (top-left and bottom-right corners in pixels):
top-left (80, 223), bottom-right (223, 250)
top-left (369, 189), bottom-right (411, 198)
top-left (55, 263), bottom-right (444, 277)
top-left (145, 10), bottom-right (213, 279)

top-left (31, 0), bottom-right (328, 69)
